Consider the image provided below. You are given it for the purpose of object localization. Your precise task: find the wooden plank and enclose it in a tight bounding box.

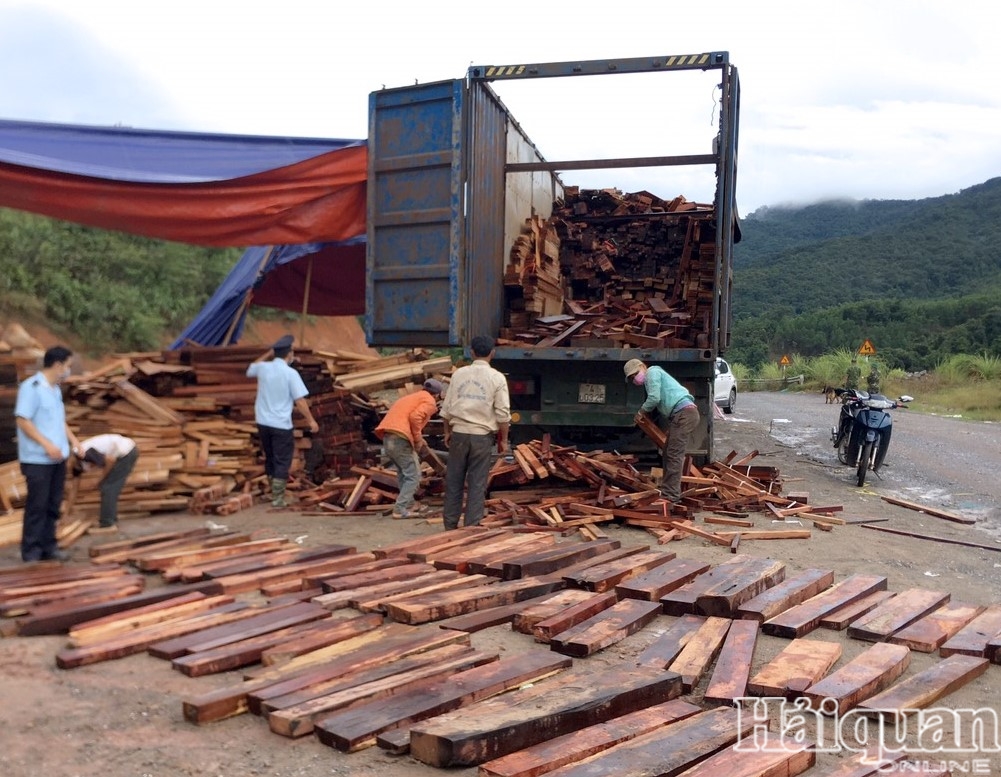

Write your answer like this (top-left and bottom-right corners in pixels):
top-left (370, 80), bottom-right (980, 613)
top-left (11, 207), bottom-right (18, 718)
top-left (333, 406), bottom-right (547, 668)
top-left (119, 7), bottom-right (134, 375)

top-left (747, 638), bottom-right (842, 697)
top-left (847, 588), bottom-right (950, 642)
top-left (530, 591), bottom-right (618, 644)
top-left (563, 549), bottom-right (676, 593)
top-left (635, 614), bottom-right (706, 670)
top-left (703, 619), bottom-right (759, 705)
top-left (659, 555), bottom-right (766, 617)
top-left (258, 612), bottom-right (385, 665)
top-left (667, 739), bottom-right (814, 777)
top-left (669, 615), bottom-right (731, 692)
top-left (383, 576), bottom-right (565, 625)
top-left (887, 601), bottom-right (985, 653)
top-left (352, 573), bottom-right (491, 614)
top-left (803, 642), bottom-right (911, 714)
top-left (181, 625), bottom-right (471, 724)
top-left (511, 589), bottom-right (601, 635)
top-left (762, 574), bottom-right (888, 639)
top-left (695, 557), bottom-right (785, 617)
top-left (266, 648), bottom-right (497, 738)
top-left (939, 605), bottom-right (1001, 658)
top-left (879, 495), bottom-right (977, 524)
top-left (408, 664), bottom-right (683, 767)
top-left (819, 590), bottom-right (896, 631)
top-left (856, 654), bottom-right (990, 716)
top-left (501, 539), bottom-right (621, 580)
top-left (736, 568), bottom-right (835, 622)
top-left (550, 599), bottom-right (662, 657)
top-left (433, 591), bottom-right (566, 634)
top-left (313, 651), bottom-right (573, 753)
top-left (477, 698), bottom-right (702, 777)
top-left (614, 557), bottom-right (710, 601)
top-left (530, 707), bottom-right (756, 777)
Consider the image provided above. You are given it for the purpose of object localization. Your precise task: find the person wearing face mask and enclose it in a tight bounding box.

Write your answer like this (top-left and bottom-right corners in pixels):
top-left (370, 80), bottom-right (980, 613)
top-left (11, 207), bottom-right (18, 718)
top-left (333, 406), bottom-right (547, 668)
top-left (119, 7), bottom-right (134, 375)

top-left (15, 344), bottom-right (82, 562)
top-left (246, 335), bottom-right (320, 508)
top-left (623, 358), bottom-right (700, 503)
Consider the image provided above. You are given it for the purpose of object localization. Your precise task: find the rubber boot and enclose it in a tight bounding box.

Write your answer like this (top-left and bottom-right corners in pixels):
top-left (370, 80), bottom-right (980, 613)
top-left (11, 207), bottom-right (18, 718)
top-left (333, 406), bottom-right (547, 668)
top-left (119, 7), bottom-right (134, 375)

top-left (270, 478), bottom-right (288, 508)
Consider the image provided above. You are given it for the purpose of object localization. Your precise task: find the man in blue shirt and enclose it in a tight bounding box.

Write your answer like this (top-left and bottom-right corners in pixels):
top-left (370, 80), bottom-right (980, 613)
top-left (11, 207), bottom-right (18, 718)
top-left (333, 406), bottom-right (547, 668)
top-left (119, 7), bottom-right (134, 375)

top-left (624, 358), bottom-right (700, 503)
top-left (15, 345), bottom-right (82, 562)
top-left (246, 335), bottom-right (319, 507)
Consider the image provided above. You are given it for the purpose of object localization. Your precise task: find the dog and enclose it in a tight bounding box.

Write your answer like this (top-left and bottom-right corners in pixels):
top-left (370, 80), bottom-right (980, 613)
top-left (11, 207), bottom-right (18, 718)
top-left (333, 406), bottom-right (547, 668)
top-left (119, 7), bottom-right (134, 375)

top-left (823, 386), bottom-right (838, 404)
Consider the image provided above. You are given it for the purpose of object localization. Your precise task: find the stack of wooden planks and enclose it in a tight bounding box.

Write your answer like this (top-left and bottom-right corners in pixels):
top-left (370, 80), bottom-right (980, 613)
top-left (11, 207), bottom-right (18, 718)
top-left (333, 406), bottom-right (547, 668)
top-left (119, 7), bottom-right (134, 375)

top-left (500, 188), bottom-right (719, 350)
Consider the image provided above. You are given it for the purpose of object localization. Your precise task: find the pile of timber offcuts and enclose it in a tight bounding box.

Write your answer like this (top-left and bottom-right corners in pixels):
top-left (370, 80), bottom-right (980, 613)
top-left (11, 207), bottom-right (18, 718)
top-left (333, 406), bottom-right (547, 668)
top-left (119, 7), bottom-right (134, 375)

top-left (0, 345), bottom-right (451, 546)
top-left (501, 188), bottom-right (720, 349)
top-left (1, 524), bottom-right (996, 776)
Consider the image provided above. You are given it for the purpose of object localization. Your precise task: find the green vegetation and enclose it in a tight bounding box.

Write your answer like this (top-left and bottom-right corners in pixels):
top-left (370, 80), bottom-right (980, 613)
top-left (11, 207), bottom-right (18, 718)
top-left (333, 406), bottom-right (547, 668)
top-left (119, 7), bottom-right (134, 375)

top-left (729, 352), bottom-right (1001, 422)
top-left (729, 177), bottom-right (1001, 372)
top-left (0, 208), bottom-right (241, 353)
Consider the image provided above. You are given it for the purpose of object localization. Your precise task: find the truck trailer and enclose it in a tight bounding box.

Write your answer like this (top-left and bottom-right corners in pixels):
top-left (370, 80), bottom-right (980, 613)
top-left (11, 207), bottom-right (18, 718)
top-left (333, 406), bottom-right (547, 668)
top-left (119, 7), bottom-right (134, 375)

top-left (365, 53), bottom-right (740, 463)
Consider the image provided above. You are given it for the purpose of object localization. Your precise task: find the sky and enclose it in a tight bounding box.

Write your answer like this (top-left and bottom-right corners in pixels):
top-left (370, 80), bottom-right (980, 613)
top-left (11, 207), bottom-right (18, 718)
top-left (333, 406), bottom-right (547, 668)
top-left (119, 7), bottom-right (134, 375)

top-left (1, 0), bottom-right (999, 214)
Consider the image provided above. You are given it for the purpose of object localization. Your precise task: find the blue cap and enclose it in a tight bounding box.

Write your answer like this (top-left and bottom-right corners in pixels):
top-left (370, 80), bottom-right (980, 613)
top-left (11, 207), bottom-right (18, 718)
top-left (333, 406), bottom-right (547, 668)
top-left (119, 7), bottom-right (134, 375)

top-left (272, 334), bottom-right (294, 353)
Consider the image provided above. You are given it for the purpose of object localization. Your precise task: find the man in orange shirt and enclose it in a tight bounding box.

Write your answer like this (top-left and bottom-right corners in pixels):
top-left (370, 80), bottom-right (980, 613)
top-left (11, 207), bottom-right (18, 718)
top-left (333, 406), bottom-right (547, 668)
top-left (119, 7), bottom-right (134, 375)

top-left (374, 379), bottom-right (444, 518)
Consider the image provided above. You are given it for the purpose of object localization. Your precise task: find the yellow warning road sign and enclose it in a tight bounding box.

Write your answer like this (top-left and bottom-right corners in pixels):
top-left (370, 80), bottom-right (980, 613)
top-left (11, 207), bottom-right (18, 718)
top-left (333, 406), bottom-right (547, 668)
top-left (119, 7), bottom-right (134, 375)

top-left (779, 354), bottom-right (791, 366)
top-left (858, 339), bottom-right (877, 356)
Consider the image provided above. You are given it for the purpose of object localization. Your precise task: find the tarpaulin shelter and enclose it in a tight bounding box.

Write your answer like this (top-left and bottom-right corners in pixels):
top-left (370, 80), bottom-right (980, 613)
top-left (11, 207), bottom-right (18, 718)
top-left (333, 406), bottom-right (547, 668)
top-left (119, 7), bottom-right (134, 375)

top-left (0, 118), bottom-right (368, 346)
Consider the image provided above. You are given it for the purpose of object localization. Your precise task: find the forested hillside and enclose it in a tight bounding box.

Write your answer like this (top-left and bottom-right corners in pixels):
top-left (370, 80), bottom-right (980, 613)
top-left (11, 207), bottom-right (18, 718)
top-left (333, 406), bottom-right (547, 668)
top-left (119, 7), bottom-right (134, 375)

top-left (729, 177), bottom-right (1001, 370)
top-left (0, 208), bottom-right (240, 353)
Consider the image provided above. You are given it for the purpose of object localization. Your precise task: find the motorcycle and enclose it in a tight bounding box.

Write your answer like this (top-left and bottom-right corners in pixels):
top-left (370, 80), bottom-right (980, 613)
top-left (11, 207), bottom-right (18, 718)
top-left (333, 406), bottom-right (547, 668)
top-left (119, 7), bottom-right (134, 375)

top-left (830, 388), bottom-right (912, 487)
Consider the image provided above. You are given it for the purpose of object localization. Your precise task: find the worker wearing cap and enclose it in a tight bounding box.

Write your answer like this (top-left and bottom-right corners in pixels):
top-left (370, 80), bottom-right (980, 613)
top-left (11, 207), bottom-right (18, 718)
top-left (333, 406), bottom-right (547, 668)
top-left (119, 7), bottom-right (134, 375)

top-left (623, 358), bottom-right (700, 503)
top-left (246, 335), bottom-right (319, 507)
top-left (375, 379), bottom-right (444, 518)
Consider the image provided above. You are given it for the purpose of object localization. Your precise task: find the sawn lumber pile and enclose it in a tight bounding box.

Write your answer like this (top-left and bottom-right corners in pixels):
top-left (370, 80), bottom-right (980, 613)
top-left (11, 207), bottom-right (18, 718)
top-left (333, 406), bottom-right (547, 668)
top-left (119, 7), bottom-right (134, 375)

top-left (501, 188), bottom-right (719, 350)
top-left (0, 523), bottom-right (994, 775)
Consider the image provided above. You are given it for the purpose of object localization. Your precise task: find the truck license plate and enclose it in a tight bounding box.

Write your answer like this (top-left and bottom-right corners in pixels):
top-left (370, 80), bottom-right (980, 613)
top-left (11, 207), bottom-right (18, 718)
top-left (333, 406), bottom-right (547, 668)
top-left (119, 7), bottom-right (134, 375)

top-left (578, 383), bottom-right (606, 403)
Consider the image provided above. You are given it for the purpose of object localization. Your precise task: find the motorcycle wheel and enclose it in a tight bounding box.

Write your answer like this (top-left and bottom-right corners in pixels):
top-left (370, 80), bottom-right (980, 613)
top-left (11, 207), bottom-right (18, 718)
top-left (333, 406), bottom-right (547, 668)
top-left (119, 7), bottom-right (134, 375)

top-left (837, 438), bottom-right (850, 465)
top-left (856, 441), bottom-right (873, 487)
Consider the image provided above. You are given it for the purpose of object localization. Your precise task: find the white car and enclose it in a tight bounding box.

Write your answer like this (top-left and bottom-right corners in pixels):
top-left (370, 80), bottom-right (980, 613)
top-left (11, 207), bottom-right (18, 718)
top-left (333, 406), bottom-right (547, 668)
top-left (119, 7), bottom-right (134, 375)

top-left (714, 357), bottom-right (737, 414)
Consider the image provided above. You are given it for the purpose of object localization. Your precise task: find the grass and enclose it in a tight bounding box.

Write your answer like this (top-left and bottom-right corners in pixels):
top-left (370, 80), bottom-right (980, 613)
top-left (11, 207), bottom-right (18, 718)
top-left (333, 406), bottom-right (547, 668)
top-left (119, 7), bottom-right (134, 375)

top-left (731, 352), bottom-right (1001, 422)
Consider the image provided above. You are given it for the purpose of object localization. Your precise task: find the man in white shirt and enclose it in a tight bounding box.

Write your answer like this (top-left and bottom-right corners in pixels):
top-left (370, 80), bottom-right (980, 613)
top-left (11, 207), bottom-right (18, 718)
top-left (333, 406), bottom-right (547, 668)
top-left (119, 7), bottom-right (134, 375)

top-left (68, 433), bottom-right (139, 534)
top-left (439, 336), bottom-right (511, 530)
top-left (246, 335), bottom-right (319, 507)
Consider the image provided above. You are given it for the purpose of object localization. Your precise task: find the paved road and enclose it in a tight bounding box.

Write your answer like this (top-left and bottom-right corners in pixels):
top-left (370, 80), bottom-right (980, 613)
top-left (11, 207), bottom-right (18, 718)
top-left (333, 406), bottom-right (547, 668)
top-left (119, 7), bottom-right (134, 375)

top-left (727, 390), bottom-right (1000, 533)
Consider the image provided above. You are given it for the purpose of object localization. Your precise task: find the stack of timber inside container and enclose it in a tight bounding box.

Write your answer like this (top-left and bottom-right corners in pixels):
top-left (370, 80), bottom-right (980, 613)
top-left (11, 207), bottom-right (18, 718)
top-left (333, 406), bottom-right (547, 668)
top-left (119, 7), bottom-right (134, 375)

top-left (502, 188), bottom-right (717, 349)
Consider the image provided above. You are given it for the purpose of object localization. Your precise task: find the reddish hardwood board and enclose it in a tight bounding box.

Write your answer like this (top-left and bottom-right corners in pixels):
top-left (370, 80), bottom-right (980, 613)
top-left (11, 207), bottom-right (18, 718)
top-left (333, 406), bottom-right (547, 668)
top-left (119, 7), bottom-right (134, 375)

top-left (501, 539), bottom-right (622, 580)
top-left (511, 589), bottom-right (601, 635)
top-left (667, 739), bottom-right (814, 777)
top-left (383, 576), bottom-right (565, 625)
top-left (258, 612), bottom-right (385, 665)
top-left (736, 568), bottom-right (834, 622)
top-left (669, 615), bottom-right (731, 692)
top-left (695, 557), bottom-right (785, 617)
top-left (635, 614), bottom-right (706, 669)
top-left (614, 557), bottom-right (711, 601)
top-left (434, 591), bottom-right (567, 633)
top-left (408, 664), bottom-right (683, 767)
top-left (311, 570), bottom-right (460, 610)
top-left (887, 601), bottom-right (985, 653)
top-left (747, 638), bottom-right (842, 698)
top-left (352, 573), bottom-right (496, 614)
top-left (846, 588), bottom-right (950, 642)
top-left (316, 562), bottom-right (438, 593)
top-left (856, 653), bottom-right (989, 716)
top-left (816, 747), bottom-right (907, 777)
top-left (537, 707), bottom-right (756, 777)
top-left (313, 650), bottom-right (573, 753)
top-left (660, 555), bottom-right (762, 617)
top-left (371, 526), bottom-right (492, 558)
top-left (803, 642), bottom-right (911, 714)
top-left (266, 648), bottom-right (497, 738)
top-left (762, 574), bottom-right (888, 638)
top-left (478, 698), bottom-right (702, 777)
top-left (703, 619), bottom-right (759, 705)
top-left (819, 590), bottom-right (896, 631)
top-left (432, 534), bottom-right (556, 574)
top-left (550, 599), bottom-right (662, 657)
top-left (563, 549), bottom-right (677, 593)
top-left (938, 605), bottom-right (1001, 658)
top-left (530, 591), bottom-right (619, 643)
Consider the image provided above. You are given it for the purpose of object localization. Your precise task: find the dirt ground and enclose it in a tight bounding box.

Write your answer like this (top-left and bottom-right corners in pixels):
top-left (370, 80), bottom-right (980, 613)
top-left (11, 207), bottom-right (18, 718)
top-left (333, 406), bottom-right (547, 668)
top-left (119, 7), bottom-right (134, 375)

top-left (1, 412), bottom-right (1000, 777)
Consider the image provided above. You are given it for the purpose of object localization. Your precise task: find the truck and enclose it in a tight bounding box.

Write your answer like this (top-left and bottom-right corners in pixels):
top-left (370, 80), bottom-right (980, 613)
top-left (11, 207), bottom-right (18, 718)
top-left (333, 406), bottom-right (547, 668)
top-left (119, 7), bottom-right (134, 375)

top-left (365, 53), bottom-right (740, 464)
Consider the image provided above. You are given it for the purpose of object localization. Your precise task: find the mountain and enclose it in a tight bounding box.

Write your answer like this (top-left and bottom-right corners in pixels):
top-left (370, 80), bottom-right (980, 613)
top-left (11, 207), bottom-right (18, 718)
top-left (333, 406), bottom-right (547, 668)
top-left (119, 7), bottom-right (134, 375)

top-left (727, 177), bottom-right (1001, 370)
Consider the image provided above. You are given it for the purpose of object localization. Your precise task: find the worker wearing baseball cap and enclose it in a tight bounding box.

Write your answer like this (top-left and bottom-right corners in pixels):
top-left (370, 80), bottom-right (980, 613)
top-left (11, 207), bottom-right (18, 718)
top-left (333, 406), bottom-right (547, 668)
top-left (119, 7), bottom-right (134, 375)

top-left (624, 358), bottom-right (699, 503)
